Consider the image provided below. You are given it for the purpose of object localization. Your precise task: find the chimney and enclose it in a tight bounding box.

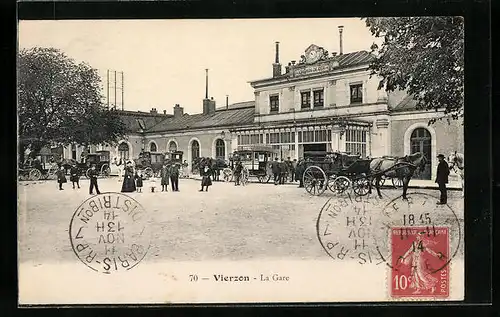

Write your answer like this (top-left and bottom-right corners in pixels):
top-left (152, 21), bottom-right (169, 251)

top-left (173, 104), bottom-right (184, 118)
top-left (338, 26), bottom-right (344, 55)
top-left (163, 110), bottom-right (167, 114)
top-left (205, 68), bottom-right (209, 99)
top-left (150, 107), bottom-right (157, 114)
top-left (272, 41), bottom-right (282, 78)
top-left (203, 98), bottom-right (216, 115)
top-left (226, 95), bottom-right (229, 109)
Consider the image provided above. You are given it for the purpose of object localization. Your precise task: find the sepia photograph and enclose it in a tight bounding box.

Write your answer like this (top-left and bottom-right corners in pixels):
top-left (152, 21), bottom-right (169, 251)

top-left (17, 17), bottom-right (465, 304)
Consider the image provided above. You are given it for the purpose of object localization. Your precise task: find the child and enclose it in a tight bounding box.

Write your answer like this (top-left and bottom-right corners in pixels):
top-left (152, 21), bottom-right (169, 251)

top-left (56, 166), bottom-right (67, 190)
top-left (199, 165), bottom-right (212, 192)
top-left (135, 171), bottom-right (144, 193)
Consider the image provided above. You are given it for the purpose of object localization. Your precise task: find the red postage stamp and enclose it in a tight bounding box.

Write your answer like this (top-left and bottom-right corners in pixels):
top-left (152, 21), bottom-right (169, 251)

top-left (390, 226), bottom-right (450, 298)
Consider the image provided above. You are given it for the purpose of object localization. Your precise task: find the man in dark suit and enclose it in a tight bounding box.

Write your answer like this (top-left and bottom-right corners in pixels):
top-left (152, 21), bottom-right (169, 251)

top-left (435, 154), bottom-right (450, 205)
top-left (89, 164), bottom-right (101, 195)
top-left (271, 157), bottom-right (280, 185)
top-left (170, 163), bottom-right (180, 191)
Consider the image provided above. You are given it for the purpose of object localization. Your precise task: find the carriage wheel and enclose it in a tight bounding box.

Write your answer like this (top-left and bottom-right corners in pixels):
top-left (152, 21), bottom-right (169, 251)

top-left (144, 167), bottom-right (154, 179)
top-left (101, 164), bottom-right (111, 177)
top-left (392, 177), bottom-right (403, 189)
top-left (222, 168), bottom-right (233, 182)
top-left (29, 168), bottom-right (41, 181)
top-left (332, 176), bottom-right (351, 194)
top-left (85, 168), bottom-right (92, 179)
top-left (303, 166), bottom-right (327, 196)
top-left (327, 174), bottom-right (337, 192)
top-left (352, 177), bottom-right (371, 196)
top-left (257, 175), bottom-right (265, 183)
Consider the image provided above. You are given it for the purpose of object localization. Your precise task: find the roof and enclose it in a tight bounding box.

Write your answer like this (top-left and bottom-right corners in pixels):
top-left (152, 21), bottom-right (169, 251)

top-left (147, 106), bottom-right (255, 133)
top-left (250, 50), bottom-right (375, 85)
top-left (389, 92), bottom-right (419, 112)
top-left (113, 110), bottom-right (172, 133)
top-left (216, 101), bottom-right (255, 111)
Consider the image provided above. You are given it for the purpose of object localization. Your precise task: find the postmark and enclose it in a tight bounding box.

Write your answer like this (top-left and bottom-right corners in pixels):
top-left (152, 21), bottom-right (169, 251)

top-left (69, 192), bottom-right (151, 274)
top-left (316, 192), bottom-right (388, 264)
top-left (390, 226), bottom-right (450, 298)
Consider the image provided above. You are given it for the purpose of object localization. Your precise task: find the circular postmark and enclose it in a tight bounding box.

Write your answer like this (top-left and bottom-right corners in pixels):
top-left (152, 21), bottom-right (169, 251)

top-left (316, 192), bottom-right (388, 265)
top-left (69, 192), bottom-right (151, 274)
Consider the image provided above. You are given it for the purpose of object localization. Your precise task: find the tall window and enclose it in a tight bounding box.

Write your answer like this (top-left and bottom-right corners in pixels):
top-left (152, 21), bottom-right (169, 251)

top-left (168, 141), bottom-right (177, 152)
top-left (191, 140), bottom-right (200, 160)
top-left (350, 84), bottom-right (363, 104)
top-left (270, 95), bottom-right (279, 113)
top-left (118, 142), bottom-right (130, 160)
top-left (410, 128), bottom-right (431, 180)
top-left (150, 142), bottom-right (157, 152)
top-left (301, 91), bottom-right (311, 109)
top-left (313, 89), bottom-right (324, 108)
top-left (215, 139), bottom-right (225, 159)
top-left (345, 129), bottom-right (367, 157)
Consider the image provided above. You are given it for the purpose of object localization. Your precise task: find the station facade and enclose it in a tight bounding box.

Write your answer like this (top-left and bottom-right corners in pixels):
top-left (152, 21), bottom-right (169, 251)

top-left (61, 41), bottom-right (463, 181)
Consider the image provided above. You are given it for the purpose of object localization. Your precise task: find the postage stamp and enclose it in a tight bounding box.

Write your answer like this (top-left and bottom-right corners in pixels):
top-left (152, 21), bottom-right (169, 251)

top-left (69, 192), bottom-right (151, 274)
top-left (390, 226), bottom-right (450, 298)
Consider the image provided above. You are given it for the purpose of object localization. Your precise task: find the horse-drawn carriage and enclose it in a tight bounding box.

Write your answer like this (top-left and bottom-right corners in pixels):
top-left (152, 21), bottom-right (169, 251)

top-left (134, 151), bottom-right (166, 178)
top-left (223, 145), bottom-right (277, 184)
top-left (18, 152), bottom-right (60, 181)
top-left (302, 151), bottom-right (427, 199)
top-left (78, 150), bottom-right (111, 179)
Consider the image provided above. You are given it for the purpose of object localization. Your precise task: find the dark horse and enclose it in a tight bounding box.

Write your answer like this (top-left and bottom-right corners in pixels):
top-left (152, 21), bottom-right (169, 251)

top-left (192, 157), bottom-right (228, 181)
top-left (368, 152), bottom-right (427, 200)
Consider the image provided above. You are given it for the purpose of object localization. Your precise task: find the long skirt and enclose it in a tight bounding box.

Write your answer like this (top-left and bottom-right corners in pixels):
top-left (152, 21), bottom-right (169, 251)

top-left (121, 176), bottom-right (136, 192)
top-left (201, 175), bottom-right (212, 187)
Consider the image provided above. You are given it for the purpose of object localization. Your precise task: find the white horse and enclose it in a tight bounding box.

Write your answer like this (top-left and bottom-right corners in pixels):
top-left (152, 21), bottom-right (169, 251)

top-left (448, 152), bottom-right (464, 197)
top-left (111, 156), bottom-right (125, 182)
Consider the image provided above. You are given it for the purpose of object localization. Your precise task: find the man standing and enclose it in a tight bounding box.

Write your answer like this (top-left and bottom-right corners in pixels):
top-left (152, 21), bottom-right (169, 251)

top-left (279, 158), bottom-right (286, 185)
top-left (56, 166), bottom-right (67, 191)
top-left (70, 163), bottom-right (80, 189)
top-left (286, 157), bottom-right (293, 182)
top-left (435, 154), bottom-right (450, 205)
top-left (271, 157), bottom-right (280, 185)
top-left (233, 159), bottom-right (243, 186)
top-left (291, 158), bottom-right (298, 182)
top-left (170, 163), bottom-right (180, 191)
top-left (89, 164), bottom-right (101, 195)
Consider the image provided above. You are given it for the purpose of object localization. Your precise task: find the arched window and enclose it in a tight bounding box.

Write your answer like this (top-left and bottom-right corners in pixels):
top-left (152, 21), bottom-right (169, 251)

top-left (410, 128), bottom-right (431, 180)
top-left (215, 139), bottom-right (225, 159)
top-left (118, 142), bottom-right (130, 160)
top-left (150, 142), bottom-right (157, 152)
top-left (168, 141), bottom-right (177, 152)
top-left (191, 140), bottom-right (200, 160)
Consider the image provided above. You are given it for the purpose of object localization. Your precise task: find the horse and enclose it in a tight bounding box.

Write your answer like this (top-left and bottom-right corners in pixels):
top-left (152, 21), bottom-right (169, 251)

top-left (448, 151), bottom-right (464, 197)
top-left (368, 152), bottom-right (427, 200)
top-left (111, 156), bottom-right (125, 181)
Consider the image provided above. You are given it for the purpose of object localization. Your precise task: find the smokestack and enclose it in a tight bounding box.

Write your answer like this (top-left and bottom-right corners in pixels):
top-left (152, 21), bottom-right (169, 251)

top-left (226, 95), bottom-right (229, 109)
top-left (275, 41), bottom-right (280, 63)
top-left (338, 26), bottom-right (344, 55)
top-left (205, 69), bottom-right (209, 99)
top-left (272, 41), bottom-right (282, 78)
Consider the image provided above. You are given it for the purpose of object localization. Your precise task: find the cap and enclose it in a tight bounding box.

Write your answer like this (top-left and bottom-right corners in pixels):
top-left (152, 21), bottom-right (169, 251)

top-left (437, 154), bottom-right (445, 159)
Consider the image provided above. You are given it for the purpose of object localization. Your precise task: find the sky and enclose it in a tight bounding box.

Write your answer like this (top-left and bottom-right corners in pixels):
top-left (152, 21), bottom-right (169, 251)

top-left (19, 18), bottom-right (381, 115)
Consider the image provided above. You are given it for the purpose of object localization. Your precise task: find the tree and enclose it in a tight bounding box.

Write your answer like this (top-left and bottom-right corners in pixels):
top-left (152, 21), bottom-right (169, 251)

top-left (18, 47), bottom-right (128, 162)
top-left (363, 17), bottom-right (464, 121)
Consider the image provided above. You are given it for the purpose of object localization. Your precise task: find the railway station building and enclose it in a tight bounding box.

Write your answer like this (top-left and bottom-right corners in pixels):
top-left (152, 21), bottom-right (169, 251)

top-left (60, 36), bottom-right (463, 181)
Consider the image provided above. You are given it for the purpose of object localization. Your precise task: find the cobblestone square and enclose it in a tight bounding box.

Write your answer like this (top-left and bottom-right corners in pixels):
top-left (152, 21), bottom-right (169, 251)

top-left (18, 177), bottom-right (464, 265)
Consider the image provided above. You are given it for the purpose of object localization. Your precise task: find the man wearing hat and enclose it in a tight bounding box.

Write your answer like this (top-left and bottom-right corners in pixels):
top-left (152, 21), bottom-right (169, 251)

top-left (435, 154), bottom-right (450, 205)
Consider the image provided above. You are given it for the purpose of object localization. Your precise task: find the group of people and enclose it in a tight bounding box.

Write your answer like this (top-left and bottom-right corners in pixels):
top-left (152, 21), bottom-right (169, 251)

top-left (55, 163), bottom-right (101, 194)
top-left (270, 157), bottom-right (306, 186)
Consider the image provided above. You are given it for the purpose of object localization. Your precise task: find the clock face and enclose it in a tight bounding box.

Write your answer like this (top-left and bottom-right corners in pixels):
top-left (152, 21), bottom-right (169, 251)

top-left (306, 49), bottom-right (320, 63)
